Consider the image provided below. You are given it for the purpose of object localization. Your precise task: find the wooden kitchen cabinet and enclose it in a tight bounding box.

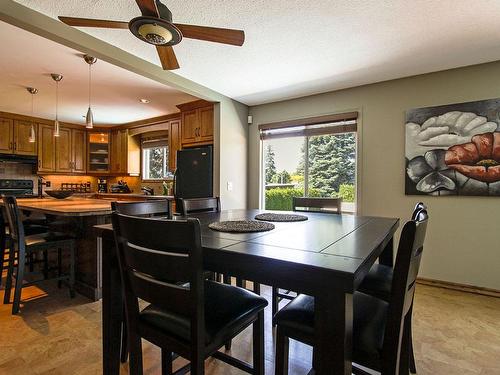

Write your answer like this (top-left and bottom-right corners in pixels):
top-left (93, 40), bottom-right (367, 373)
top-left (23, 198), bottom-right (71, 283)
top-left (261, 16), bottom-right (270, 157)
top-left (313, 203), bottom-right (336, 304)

top-left (55, 127), bottom-right (72, 173)
top-left (72, 128), bottom-right (87, 173)
top-left (0, 117), bottom-right (37, 155)
top-left (0, 118), bottom-right (13, 153)
top-left (169, 119), bottom-right (181, 171)
top-left (87, 132), bottom-right (110, 174)
top-left (177, 100), bottom-right (214, 147)
top-left (38, 123), bottom-right (56, 172)
top-left (14, 120), bottom-right (37, 155)
top-left (110, 129), bottom-right (128, 174)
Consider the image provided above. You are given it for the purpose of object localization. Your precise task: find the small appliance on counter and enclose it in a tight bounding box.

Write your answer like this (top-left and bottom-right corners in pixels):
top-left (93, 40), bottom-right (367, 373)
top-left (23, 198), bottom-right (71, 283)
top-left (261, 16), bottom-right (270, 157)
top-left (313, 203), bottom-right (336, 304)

top-left (0, 179), bottom-right (35, 198)
top-left (110, 180), bottom-right (132, 193)
top-left (97, 178), bottom-right (108, 193)
top-left (141, 186), bottom-right (154, 196)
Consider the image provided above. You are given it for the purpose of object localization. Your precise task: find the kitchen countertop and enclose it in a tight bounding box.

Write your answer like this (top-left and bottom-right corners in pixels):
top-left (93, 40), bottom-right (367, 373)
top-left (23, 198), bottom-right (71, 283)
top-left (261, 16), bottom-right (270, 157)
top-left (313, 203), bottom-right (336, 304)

top-left (5, 197), bottom-right (113, 217)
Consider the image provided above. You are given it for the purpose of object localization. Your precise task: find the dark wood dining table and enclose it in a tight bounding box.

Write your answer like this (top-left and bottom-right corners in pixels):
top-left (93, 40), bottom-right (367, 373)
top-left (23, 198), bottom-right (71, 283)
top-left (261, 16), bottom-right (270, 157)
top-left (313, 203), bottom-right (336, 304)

top-left (94, 209), bottom-right (399, 375)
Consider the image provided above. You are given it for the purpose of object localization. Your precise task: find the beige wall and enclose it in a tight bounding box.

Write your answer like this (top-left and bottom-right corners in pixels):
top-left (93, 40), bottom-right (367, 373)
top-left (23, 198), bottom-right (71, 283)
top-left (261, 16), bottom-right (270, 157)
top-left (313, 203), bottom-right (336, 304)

top-left (249, 61), bottom-right (500, 290)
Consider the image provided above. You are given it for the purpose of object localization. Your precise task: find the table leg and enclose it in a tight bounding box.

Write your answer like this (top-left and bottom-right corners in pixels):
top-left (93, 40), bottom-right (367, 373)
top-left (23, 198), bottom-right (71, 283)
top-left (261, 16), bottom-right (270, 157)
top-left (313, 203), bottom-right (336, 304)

top-left (379, 237), bottom-right (394, 267)
top-left (314, 292), bottom-right (353, 375)
top-left (101, 233), bottom-right (122, 375)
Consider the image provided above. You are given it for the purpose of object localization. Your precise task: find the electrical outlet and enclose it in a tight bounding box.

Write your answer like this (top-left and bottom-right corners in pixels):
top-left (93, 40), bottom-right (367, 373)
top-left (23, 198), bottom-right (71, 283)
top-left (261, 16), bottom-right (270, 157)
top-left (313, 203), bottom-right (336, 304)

top-left (227, 181), bottom-right (233, 191)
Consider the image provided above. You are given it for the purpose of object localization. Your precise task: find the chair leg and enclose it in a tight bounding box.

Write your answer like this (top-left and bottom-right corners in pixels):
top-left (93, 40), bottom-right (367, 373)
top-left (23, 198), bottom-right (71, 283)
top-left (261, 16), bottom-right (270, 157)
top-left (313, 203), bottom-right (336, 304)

top-left (128, 332), bottom-right (144, 375)
top-left (161, 349), bottom-right (173, 375)
top-left (120, 318), bottom-right (128, 363)
top-left (399, 317), bottom-right (411, 375)
top-left (57, 248), bottom-right (62, 288)
top-left (12, 246), bottom-right (26, 314)
top-left (275, 326), bottom-right (289, 375)
top-left (3, 240), bottom-right (15, 304)
top-left (69, 243), bottom-right (76, 298)
top-left (409, 314), bottom-right (417, 374)
top-left (272, 287), bottom-right (279, 326)
top-left (253, 311), bottom-right (265, 375)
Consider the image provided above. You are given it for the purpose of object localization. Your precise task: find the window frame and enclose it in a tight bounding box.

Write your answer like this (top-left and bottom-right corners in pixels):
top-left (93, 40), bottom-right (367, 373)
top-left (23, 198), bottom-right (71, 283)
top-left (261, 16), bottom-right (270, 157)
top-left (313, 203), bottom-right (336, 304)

top-left (141, 144), bottom-right (170, 182)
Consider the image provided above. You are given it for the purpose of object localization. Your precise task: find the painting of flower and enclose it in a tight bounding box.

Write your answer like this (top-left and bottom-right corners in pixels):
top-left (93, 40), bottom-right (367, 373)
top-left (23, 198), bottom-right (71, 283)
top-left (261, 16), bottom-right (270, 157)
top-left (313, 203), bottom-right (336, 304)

top-left (405, 98), bottom-right (500, 196)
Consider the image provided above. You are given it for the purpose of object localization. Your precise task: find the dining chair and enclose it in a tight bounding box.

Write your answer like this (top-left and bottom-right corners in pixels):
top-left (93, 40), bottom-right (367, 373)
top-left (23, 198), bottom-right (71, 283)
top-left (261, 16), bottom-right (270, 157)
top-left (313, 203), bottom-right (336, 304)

top-left (292, 197), bottom-right (342, 214)
top-left (357, 201), bottom-right (426, 373)
top-left (178, 197), bottom-right (220, 215)
top-left (271, 196), bottom-right (343, 325)
top-left (111, 212), bottom-right (268, 375)
top-left (111, 199), bottom-right (172, 218)
top-left (2, 196), bottom-right (76, 314)
top-left (273, 209), bottom-right (429, 375)
top-left (1, 205), bottom-right (51, 287)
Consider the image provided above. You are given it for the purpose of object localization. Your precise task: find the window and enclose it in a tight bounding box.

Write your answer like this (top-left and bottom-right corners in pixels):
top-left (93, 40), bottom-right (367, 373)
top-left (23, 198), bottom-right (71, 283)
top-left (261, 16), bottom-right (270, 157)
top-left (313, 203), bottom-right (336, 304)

top-left (260, 112), bottom-right (358, 213)
top-left (141, 134), bottom-right (169, 180)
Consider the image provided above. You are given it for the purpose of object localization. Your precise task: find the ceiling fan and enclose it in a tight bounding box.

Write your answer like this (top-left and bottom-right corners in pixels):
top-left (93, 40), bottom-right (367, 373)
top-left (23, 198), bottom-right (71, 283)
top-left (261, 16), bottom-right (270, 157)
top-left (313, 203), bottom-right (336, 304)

top-left (58, 0), bottom-right (245, 70)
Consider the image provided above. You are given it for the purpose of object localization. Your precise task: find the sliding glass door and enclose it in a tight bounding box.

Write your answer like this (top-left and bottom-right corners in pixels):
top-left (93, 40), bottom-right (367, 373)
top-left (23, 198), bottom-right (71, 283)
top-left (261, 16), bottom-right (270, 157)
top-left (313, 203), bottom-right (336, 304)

top-left (261, 117), bottom-right (357, 212)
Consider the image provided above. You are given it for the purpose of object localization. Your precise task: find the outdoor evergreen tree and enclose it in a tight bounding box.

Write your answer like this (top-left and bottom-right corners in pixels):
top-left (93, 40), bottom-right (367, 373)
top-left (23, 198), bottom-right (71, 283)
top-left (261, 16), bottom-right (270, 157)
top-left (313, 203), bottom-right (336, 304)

top-left (264, 144), bottom-right (277, 183)
top-left (148, 147), bottom-right (166, 179)
top-left (272, 169), bottom-right (292, 184)
top-left (295, 133), bottom-right (356, 196)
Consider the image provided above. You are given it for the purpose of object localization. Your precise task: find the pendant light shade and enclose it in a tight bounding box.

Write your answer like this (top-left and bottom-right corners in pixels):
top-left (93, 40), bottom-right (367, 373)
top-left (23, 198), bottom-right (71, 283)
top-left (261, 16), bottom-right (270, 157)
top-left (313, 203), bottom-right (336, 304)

top-left (86, 106), bottom-right (94, 129)
top-left (27, 87), bottom-right (38, 143)
top-left (51, 73), bottom-right (63, 137)
top-left (84, 55), bottom-right (97, 129)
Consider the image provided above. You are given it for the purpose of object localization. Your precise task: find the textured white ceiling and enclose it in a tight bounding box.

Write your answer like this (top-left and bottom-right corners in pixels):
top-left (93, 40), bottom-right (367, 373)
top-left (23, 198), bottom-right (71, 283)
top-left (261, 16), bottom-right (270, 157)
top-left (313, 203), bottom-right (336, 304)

top-left (0, 21), bottom-right (196, 125)
top-left (12, 0), bottom-right (500, 105)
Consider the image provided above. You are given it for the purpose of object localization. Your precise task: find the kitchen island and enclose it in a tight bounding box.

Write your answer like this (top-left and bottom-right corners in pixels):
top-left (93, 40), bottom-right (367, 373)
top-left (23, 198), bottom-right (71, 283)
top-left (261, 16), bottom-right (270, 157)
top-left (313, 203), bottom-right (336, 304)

top-left (2, 196), bottom-right (171, 300)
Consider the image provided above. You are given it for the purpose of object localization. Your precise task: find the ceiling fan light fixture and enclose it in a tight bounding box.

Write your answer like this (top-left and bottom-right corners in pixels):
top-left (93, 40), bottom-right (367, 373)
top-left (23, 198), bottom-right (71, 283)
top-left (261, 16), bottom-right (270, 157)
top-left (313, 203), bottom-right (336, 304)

top-left (129, 17), bottom-right (182, 46)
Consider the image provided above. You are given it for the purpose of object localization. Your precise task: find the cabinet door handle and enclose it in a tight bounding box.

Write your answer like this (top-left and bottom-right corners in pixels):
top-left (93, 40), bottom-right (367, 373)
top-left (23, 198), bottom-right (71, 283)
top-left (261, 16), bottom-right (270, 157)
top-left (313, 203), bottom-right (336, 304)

top-left (38, 160), bottom-right (41, 168)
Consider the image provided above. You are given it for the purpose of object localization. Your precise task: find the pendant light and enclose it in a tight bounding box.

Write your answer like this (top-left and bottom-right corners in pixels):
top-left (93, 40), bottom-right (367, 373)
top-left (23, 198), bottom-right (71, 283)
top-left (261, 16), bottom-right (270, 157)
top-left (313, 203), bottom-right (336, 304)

top-left (51, 73), bottom-right (63, 137)
top-left (26, 87), bottom-right (38, 143)
top-left (84, 55), bottom-right (97, 129)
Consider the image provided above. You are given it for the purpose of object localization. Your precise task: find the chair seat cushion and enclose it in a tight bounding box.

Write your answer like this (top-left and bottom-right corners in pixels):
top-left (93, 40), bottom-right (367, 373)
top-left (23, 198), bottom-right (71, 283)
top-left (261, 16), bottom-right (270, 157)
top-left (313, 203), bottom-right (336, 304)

top-left (358, 264), bottom-right (393, 302)
top-left (140, 280), bottom-right (267, 345)
top-left (25, 232), bottom-right (75, 247)
top-left (275, 292), bottom-right (388, 363)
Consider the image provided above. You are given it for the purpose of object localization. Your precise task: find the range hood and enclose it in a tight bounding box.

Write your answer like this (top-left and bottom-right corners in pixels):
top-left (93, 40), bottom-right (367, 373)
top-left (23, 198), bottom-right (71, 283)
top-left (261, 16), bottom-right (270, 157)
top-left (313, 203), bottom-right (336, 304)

top-left (0, 154), bottom-right (37, 164)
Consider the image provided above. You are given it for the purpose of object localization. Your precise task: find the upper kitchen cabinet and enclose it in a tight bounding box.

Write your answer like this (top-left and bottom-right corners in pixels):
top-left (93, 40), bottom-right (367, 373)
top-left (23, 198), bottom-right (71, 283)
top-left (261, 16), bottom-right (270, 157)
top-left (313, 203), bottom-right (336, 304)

top-left (110, 129), bottom-right (140, 176)
top-left (0, 117), bottom-right (37, 155)
top-left (39, 124), bottom-right (87, 174)
top-left (88, 132), bottom-right (110, 174)
top-left (177, 100), bottom-right (214, 147)
top-left (37, 123), bottom-right (56, 172)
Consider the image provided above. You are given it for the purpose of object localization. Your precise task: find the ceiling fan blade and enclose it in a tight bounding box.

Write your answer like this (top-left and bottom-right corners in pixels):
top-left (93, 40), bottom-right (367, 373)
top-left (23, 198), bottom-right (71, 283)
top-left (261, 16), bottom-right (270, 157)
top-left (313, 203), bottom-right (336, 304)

top-left (135, 0), bottom-right (159, 17)
top-left (58, 16), bottom-right (129, 29)
top-left (156, 45), bottom-right (180, 70)
top-left (174, 23), bottom-right (245, 46)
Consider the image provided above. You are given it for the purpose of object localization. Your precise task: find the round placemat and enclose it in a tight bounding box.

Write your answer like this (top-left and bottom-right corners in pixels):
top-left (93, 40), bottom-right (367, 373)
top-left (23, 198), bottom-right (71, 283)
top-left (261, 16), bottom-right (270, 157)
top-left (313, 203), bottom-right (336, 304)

top-left (254, 213), bottom-right (308, 222)
top-left (208, 220), bottom-right (275, 233)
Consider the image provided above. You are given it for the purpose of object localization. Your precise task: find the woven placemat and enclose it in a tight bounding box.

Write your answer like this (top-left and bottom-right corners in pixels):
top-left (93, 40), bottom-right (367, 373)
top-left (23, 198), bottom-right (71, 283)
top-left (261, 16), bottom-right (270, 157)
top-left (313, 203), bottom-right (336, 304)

top-left (254, 213), bottom-right (308, 222)
top-left (208, 220), bottom-right (275, 233)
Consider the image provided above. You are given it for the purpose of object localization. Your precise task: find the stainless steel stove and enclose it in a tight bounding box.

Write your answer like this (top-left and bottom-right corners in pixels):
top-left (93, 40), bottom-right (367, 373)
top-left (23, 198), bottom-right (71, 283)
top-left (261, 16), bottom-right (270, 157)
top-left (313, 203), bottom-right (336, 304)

top-left (0, 179), bottom-right (34, 197)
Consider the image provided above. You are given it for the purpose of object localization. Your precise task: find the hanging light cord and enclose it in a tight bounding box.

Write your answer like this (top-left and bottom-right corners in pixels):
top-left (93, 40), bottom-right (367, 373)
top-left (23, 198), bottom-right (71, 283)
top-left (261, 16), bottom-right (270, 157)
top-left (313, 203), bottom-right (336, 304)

top-left (88, 63), bottom-right (92, 108)
top-left (56, 80), bottom-right (59, 121)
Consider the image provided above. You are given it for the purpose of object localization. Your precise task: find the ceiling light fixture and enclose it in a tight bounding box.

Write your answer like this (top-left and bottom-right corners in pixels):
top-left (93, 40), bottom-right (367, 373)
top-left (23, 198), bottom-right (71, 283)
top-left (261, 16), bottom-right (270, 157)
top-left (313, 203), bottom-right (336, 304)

top-left (50, 73), bottom-right (63, 137)
top-left (139, 98), bottom-right (150, 104)
top-left (27, 87), bottom-right (38, 143)
top-left (84, 55), bottom-right (97, 129)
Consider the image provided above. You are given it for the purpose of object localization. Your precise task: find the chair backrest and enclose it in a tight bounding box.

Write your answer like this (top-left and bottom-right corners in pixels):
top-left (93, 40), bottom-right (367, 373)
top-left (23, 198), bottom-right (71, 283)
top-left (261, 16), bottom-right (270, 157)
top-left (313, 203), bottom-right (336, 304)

top-left (111, 213), bottom-right (205, 345)
top-left (382, 209), bottom-right (429, 373)
top-left (292, 197), bottom-right (342, 214)
top-left (411, 202), bottom-right (426, 220)
top-left (111, 200), bottom-right (171, 218)
top-left (180, 197), bottom-right (220, 215)
top-left (2, 196), bottom-right (25, 247)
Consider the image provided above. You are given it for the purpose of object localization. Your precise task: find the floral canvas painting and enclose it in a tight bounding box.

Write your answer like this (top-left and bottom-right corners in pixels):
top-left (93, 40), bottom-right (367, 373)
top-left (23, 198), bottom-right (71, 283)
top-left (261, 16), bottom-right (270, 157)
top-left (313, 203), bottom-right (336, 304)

top-left (405, 98), bottom-right (500, 196)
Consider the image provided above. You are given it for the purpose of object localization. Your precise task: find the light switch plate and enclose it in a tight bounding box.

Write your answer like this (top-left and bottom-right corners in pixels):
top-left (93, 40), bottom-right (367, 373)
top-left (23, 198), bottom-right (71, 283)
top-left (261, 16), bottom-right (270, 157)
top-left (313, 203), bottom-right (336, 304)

top-left (227, 181), bottom-right (233, 191)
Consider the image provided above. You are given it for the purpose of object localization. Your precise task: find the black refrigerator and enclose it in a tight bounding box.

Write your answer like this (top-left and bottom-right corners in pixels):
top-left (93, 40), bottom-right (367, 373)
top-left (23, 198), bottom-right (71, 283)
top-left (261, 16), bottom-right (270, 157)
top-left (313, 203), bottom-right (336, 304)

top-left (174, 146), bottom-right (213, 210)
